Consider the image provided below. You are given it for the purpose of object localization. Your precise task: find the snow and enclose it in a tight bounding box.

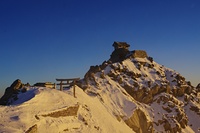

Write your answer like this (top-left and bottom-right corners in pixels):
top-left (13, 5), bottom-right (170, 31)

top-left (0, 87), bottom-right (134, 133)
top-left (178, 93), bottom-right (200, 132)
top-left (0, 56), bottom-right (199, 133)
top-left (86, 57), bottom-right (199, 132)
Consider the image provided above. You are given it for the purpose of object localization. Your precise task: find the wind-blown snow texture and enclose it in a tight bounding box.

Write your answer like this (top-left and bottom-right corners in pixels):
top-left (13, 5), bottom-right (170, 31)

top-left (0, 53), bottom-right (200, 133)
top-left (0, 87), bottom-right (132, 133)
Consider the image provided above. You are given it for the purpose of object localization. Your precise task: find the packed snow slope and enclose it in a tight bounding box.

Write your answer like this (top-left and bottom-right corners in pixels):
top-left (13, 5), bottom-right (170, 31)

top-left (1, 43), bottom-right (200, 133)
top-left (0, 87), bottom-right (133, 133)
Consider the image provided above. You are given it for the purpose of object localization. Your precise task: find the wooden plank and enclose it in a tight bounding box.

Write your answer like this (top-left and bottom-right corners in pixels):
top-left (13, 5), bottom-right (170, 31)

top-left (45, 83), bottom-right (55, 85)
top-left (56, 83), bottom-right (72, 86)
top-left (56, 78), bottom-right (80, 81)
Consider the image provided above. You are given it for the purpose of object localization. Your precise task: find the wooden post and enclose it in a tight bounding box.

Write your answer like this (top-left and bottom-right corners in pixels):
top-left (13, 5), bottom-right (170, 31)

top-left (60, 81), bottom-right (63, 91)
top-left (56, 78), bottom-right (80, 94)
top-left (54, 83), bottom-right (56, 89)
top-left (73, 80), bottom-right (76, 98)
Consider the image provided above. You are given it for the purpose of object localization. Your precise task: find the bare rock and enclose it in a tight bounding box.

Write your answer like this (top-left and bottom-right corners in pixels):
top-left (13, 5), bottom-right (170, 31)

top-left (196, 83), bottom-right (200, 92)
top-left (109, 48), bottom-right (130, 63)
top-left (0, 79), bottom-right (23, 105)
top-left (125, 108), bottom-right (153, 133)
top-left (150, 84), bottom-right (159, 96)
top-left (131, 50), bottom-right (148, 58)
top-left (25, 124), bottom-right (37, 133)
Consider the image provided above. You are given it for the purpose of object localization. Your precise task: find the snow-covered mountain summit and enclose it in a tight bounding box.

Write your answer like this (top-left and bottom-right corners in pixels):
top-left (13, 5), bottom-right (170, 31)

top-left (0, 42), bottom-right (200, 133)
top-left (78, 42), bottom-right (200, 132)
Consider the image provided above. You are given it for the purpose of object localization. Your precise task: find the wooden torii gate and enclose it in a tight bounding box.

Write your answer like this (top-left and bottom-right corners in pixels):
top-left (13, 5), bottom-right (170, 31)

top-left (56, 78), bottom-right (80, 98)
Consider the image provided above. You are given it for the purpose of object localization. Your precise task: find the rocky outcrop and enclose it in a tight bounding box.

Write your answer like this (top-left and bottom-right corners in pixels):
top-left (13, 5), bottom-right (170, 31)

top-left (196, 83), bottom-right (200, 92)
top-left (39, 105), bottom-right (79, 118)
top-left (112, 41), bottom-right (130, 50)
top-left (80, 42), bottom-right (199, 132)
top-left (154, 93), bottom-right (188, 132)
top-left (25, 124), bottom-right (37, 133)
top-left (125, 108), bottom-right (153, 133)
top-left (109, 48), bottom-right (130, 63)
top-left (0, 79), bottom-right (26, 105)
top-left (109, 42), bottom-right (148, 63)
top-left (131, 50), bottom-right (148, 58)
top-left (84, 54), bottom-right (193, 105)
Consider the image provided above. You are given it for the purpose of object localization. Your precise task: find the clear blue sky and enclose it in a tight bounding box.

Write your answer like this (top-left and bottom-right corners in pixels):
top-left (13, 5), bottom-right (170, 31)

top-left (0, 0), bottom-right (200, 97)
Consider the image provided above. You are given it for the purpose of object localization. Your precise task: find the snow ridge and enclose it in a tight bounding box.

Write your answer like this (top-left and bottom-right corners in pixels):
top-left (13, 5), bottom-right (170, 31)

top-left (0, 45), bottom-right (200, 132)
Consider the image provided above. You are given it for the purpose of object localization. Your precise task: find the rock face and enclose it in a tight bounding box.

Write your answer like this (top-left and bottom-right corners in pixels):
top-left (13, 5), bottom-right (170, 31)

top-left (109, 41), bottom-right (147, 63)
top-left (112, 41), bottom-right (130, 50)
top-left (125, 108), bottom-right (153, 133)
top-left (131, 50), bottom-right (148, 58)
top-left (197, 83), bottom-right (200, 91)
top-left (0, 79), bottom-right (25, 105)
top-left (110, 48), bottom-right (130, 63)
top-left (81, 42), bottom-right (198, 132)
top-left (25, 124), bottom-right (37, 133)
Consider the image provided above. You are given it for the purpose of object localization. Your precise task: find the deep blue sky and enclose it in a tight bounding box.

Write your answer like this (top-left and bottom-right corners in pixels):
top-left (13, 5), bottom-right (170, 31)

top-left (1, 0), bottom-right (200, 96)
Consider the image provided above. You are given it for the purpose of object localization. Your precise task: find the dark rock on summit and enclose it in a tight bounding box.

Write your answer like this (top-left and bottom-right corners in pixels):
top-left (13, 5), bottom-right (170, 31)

top-left (197, 83), bottom-right (200, 88)
top-left (109, 41), bottom-right (148, 63)
top-left (110, 48), bottom-right (130, 63)
top-left (109, 41), bottom-right (131, 63)
top-left (83, 41), bottom-right (194, 105)
top-left (131, 50), bottom-right (148, 58)
top-left (0, 79), bottom-right (24, 105)
top-left (196, 83), bottom-right (200, 92)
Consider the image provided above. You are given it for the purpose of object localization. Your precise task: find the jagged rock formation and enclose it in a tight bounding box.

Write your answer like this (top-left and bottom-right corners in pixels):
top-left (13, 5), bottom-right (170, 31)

top-left (131, 50), bottom-right (148, 58)
top-left (110, 42), bottom-right (130, 63)
top-left (83, 42), bottom-right (194, 103)
top-left (110, 48), bottom-right (130, 63)
top-left (0, 79), bottom-right (27, 105)
top-left (124, 108), bottom-right (153, 133)
top-left (197, 83), bottom-right (200, 91)
top-left (109, 42), bottom-right (148, 63)
top-left (79, 42), bottom-right (199, 132)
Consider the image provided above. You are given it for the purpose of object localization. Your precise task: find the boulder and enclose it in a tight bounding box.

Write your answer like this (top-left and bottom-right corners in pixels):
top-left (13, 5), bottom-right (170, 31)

top-left (131, 50), bottom-right (148, 58)
top-left (124, 108), bottom-right (153, 133)
top-left (84, 65), bottom-right (101, 80)
top-left (0, 79), bottom-right (23, 105)
top-left (109, 48), bottom-right (130, 63)
top-left (177, 86), bottom-right (186, 97)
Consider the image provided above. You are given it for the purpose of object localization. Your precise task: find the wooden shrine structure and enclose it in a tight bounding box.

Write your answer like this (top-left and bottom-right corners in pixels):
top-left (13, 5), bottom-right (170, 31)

top-left (56, 78), bottom-right (80, 97)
